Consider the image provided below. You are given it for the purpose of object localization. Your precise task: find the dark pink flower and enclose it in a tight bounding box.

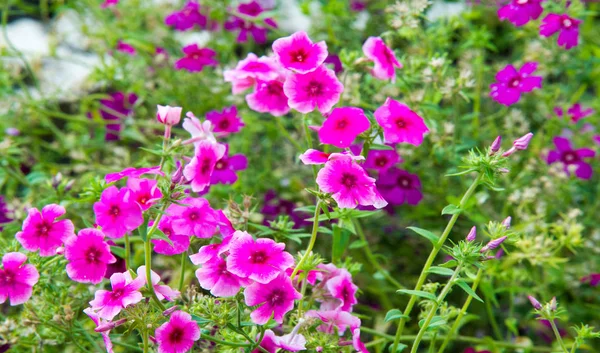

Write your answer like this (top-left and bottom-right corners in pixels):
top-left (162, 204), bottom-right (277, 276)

top-left (89, 271), bottom-right (145, 320)
top-left (151, 217), bottom-right (191, 255)
top-left (283, 65), bottom-right (344, 114)
top-left (90, 92), bottom-right (138, 141)
top-left (299, 149), bottom-right (331, 165)
top-left (489, 62), bottom-right (542, 106)
top-left (100, 0), bottom-right (119, 8)
top-left (374, 98), bottom-right (429, 145)
top-left (540, 13), bottom-right (581, 50)
top-left (127, 178), bottom-right (162, 211)
top-left (94, 186), bottom-right (144, 239)
top-left (206, 106), bottom-right (244, 136)
top-left (377, 167), bottom-right (423, 206)
top-left (318, 107), bottom-right (370, 148)
top-left (352, 328), bottom-right (369, 353)
top-left (189, 237), bottom-right (231, 265)
top-left (0, 252), bottom-right (39, 306)
top-left (116, 40), bottom-right (136, 56)
top-left (184, 141), bottom-right (227, 192)
top-left (194, 256), bottom-right (251, 297)
top-left (224, 1), bottom-right (277, 44)
top-left (211, 145), bottom-right (248, 185)
top-left (155, 311), bottom-right (200, 353)
top-left (165, 1), bottom-right (209, 31)
top-left (464, 349), bottom-right (491, 353)
top-left (174, 44), bottom-right (218, 72)
top-left (83, 308), bottom-right (114, 353)
top-left (546, 136), bottom-right (595, 179)
top-left (362, 37), bottom-right (402, 82)
top-left (554, 103), bottom-right (594, 123)
top-left (168, 197), bottom-right (220, 238)
top-left (223, 53), bottom-right (281, 94)
top-left (246, 79), bottom-right (291, 116)
top-left (105, 166), bottom-right (163, 183)
top-left (65, 228), bottom-right (117, 284)
top-left (252, 330), bottom-right (279, 353)
top-left (324, 54), bottom-right (343, 74)
top-left (497, 0), bottom-right (543, 27)
top-left (581, 273), bottom-right (600, 287)
top-left (325, 272), bottom-right (358, 312)
top-left (16, 204), bottom-right (75, 256)
top-left (272, 31), bottom-right (328, 74)
top-left (244, 273), bottom-right (302, 324)
top-left (136, 266), bottom-right (180, 301)
top-left (364, 147), bottom-right (402, 173)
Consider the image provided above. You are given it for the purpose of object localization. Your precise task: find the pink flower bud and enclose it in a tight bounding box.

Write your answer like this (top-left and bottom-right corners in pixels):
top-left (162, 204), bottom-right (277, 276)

top-left (156, 105), bottom-right (182, 126)
top-left (498, 168), bottom-right (510, 173)
top-left (162, 305), bottom-right (179, 317)
top-left (55, 246), bottom-right (65, 255)
top-left (502, 216), bottom-right (511, 229)
top-left (171, 161), bottom-right (184, 184)
top-left (528, 295), bottom-right (542, 310)
top-left (490, 136), bottom-right (502, 155)
top-left (466, 226), bottom-right (477, 242)
top-left (95, 318), bottom-right (127, 332)
top-left (550, 297), bottom-right (557, 311)
top-left (513, 132), bottom-right (533, 150)
top-left (481, 236), bottom-right (507, 252)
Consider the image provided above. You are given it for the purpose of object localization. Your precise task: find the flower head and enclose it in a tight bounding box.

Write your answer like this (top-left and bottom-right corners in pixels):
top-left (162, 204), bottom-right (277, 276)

top-left (91, 92), bottom-right (137, 141)
top-left (244, 273), bottom-right (302, 324)
top-left (362, 37), bottom-right (402, 82)
top-left (283, 65), bottom-right (344, 114)
top-left (174, 44), bottom-right (218, 72)
top-left (168, 197), bottom-right (220, 238)
top-left (157, 105), bottom-right (183, 126)
top-left (581, 273), bottom-right (600, 287)
top-left (554, 103), bottom-right (594, 123)
top-left (93, 186), bottom-right (144, 239)
top-left (364, 147), bottom-right (402, 173)
top-left (206, 106), bottom-right (244, 136)
top-left (195, 256), bottom-right (251, 297)
top-left (155, 311), bottom-right (200, 353)
top-left (65, 228), bottom-right (117, 284)
top-left (318, 107), bottom-right (370, 148)
top-left (16, 204), bottom-right (75, 256)
top-left (83, 308), bottom-right (114, 353)
top-left (324, 54), bottom-right (343, 74)
top-left (116, 40), bottom-right (136, 56)
top-left (136, 266), bottom-right (180, 301)
top-left (325, 272), bottom-right (358, 312)
top-left (211, 145), bottom-right (248, 185)
top-left (305, 309), bottom-right (360, 335)
top-left (540, 13), bottom-right (581, 50)
top-left (374, 98), bottom-right (429, 145)
top-left (224, 53), bottom-right (281, 94)
top-left (182, 112), bottom-right (217, 145)
top-left (224, 1), bottom-right (277, 44)
top-left (497, 0), bottom-right (543, 27)
top-left (0, 252), bottom-right (39, 306)
top-left (127, 178), bottom-right (162, 211)
top-left (151, 217), bottom-right (191, 255)
top-left (246, 79), bottom-right (291, 117)
top-left (165, 1), bottom-right (209, 31)
top-left (528, 295), bottom-right (543, 310)
top-left (377, 167), bottom-right (423, 206)
top-left (299, 149), bottom-right (331, 165)
top-left (466, 226), bottom-right (477, 242)
top-left (546, 137), bottom-right (595, 179)
top-left (183, 141), bottom-right (227, 192)
top-left (105, 166), bottom-right (163, 183)
top-left (272, 31), bottom-right (328, 74)
top-left (89, 271), bottom-right (145, 320)
top-left (490, 62), bottom-right (542, 106)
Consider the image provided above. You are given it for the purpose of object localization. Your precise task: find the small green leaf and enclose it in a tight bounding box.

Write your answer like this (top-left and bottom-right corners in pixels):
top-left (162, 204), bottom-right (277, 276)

top-left (370, 143), bottom-right (394, 151)
top-left (152, 230), bottom-right (174, 246)
top-left (456, 280), bottom-right (484, 302)
top-left (320, 202), bottom-right (331, 220)
top-left (396, 289), bottom-right (437, 302)
top-left (110, 246), bottom-right (125, 258)
top-left (407, 227), bottom-right (439, 245)
top-left (440, 260), bottom-right (458, 268)
top-left (387, 343), bottom-right (408, 353)
top-left (349, 240), bottom-right (367, 249)
top-left (191, 314), bottom-right (211, 325)
top-left (419, 316), bottom-right (447, 330)
top-left (441, 204), bottom-right (461, 215)
top-left (384, 309), bottom-right (408, 323)
top-left (445, 168), bottom-right (476, 177)
top-left (427, 266), bottom-right (455, 276)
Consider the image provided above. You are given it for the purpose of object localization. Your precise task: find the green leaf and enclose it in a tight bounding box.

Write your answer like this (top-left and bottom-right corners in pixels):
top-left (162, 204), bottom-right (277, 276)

top-left (320, 202), bottom-right (331, 220)
top-left (370, 143), bottom-right (394, 151)
top-left (407, 227), bottom-right (439, 245)
top-left (191, 314), bottom-right (211, 325)
top-left (456, 280), bottom-right (484, 302)
top-left (384, 309), bottom-right (408, 323)
top-left (396, 289), bottom-right (437, 302)
top-left (139, 222), bottom-right (148, 242)
top-left (427, 266), bottom-right (455, 276)
top-left (349, 240), bottom-right (367, 249)
top-left (445, 168), bottom-right (476, 177)
top-left (110, 246), bottom-right (125, 259)
top-left (387, 343), bottom-right (408, 353)
top-left (419, 316), bottom-right (447, 330)
top-left (441, 204), bottom-right (461, 215)
top-left (440, 260), bottom-right (458, 268)
top-left (332, 224), bottom-right (350, 262)
top-left (152, 230), bottom-right (174, 246)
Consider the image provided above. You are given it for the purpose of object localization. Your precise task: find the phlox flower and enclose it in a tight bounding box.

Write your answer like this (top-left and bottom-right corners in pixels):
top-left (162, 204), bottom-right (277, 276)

top-left (216, 210), bottom-right (236, 237)
top-left (305, 309), bottom-right (360, 335)
top-left (324, 54), bottom-right (343, 74)
top-left (105, 165), bottom-right (163, 183)
top-left (299, 149), bottom-right (331, 165)
top-left (155, 311), bottom-right (200, 353)
top-left (151, 217), bottom-right (191, 255)
top-left (83, 308), bottom-right (115, 353)
top-left (168, 197), bottom-right (220, 238)
top-left (115, 40), bottom-right (136, 56)
top-left (253, 329), bottom-right (306, 353)
top-left (253, 330), bottom-right (279, 353)
top-left (100, 0), bottom-right (118, 9)
top-left (244, 273), bottom-right (302, 324)
top-left (189, 237), bottom-right (231, 265)
top-left (315, 154), bottom-right (387, 209)
top-left (165, 1), bottom-right (209, 31)
top-left (352, 328), bottom-right (369, 353)
top-left (206, 106), bottom-right (244, 136)
top-left (364, 147), bottom-right (402, 173)
top-left (318, 107), bottom-right (370, 148)
top-left (91, 92), bottom-right (137, 141)
top-left (16, 204), bottom-right (75, 256)
top-left (377, 167), bottom-right (423, 206)
top-left (224, 1), bottom-right (277, 44)
top-left (182, 112), bottom-right (217, 145)
top-left (93, 186), bottom-right (144, 239)
top-left (0, 252), bottom-right (39, 306)
top-left (183, 140), bottom-right (227, 192)
top-left (489, 62), bottom-right (542, 106)
top-left (285, 267), bottom-right (318, 285)
top-left (127, 178), bottom-right (162, 211)
top-left (497, 0), bottom-right (543, 27)
top-left (554, 103), bottom-right (594, 123)
top-left (540, 13), bottom-right (581, 50)
top-left (283, 65), bottom-right (344, 114)
top-left (174, 44), bottom-right (218, 72)
top-left (362, 37), bottom-right (402, 82)
top-left (89, 271), bottom-right (145, 320)
top-left (157, 105), bottom-right (183, 126)
top-left (324, 272), bottom-right (358, 312)
top-left (227, 230), bottom-right (294, 284)
top-left (136, 266), bottom-right (180, 301)
top-left (211, 145), bottom-right (248, 185)
top-left (546, 137), bottom-right (595, 180)
top-left (0, 195), bottom-right (12, 229)
top-left (246, 79), bottom-right (291, 116)
top-left (65, 228), bottom-right (116, 284)
top-left (374, 98), bottom-right (429, 145)
top-left (223, 53), bottom-right (281, 94)
top-left (261, 190), bottom-right (311, 229)
top-left (582, 273), bottom-right (600, 287)
top-left (195, 256), bottom-right (251, 297)
top-left (272, 31), bottom-right (328, 74)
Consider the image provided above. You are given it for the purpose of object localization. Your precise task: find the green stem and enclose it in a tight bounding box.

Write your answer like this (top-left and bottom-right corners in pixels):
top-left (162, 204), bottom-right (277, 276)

top-left (124, 233), bottom-right (131, 272)
top-left (145, 236), bottom-right (166, 311)
top-left (178, 252), bottom-right (186, 292)
top-left (290, 201), bottom-right (321, 279)
top-left (484, 287), bottom-right (503, 340)
top-left (549, 319), bottom-right (569, 353)
top-left (391, 174), bottom-right (482, 353)
top-left (142, 328), bottom-right (149, 353)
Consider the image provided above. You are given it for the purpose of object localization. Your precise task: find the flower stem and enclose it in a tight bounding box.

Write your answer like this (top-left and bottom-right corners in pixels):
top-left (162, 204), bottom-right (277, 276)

top-left (178, 252), bottom-right (186, 292)
top-left (290, 200), bottom-right (321, 279)
top-left (549, 319), bottom-right (569, 353)
top-left (124, 233), bottom-right (131, 272)
top-left (484, 289), bottom-right (503, 340)
top-left (142, 328), bottom-right (149, 353)
top-left (144, 236), bottom-right (166, 311)
top-left (391, 174), bottom-right (482, 353)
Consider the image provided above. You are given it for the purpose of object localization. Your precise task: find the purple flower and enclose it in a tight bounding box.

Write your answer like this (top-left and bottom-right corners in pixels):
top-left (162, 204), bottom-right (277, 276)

top-left (165, 1), bottom-right (210, 31)
top-left (115, 40), bottom-right (136, 56)
top-left (90, 92), bottom-right (138, 141)
top-left (324, 54), bottom-right (343, 74)
top-left (540, 13), bottom-right (581, 50)
top-left (224, 1), bottom-right (277, 44)
top-left (174, 44), bottom-right (218, 73)
top-left (497, 0), bottom-right (543, 27)
top-left (546, 137), bottom-right (595, 180)
top-left (206, 106), bottom-right (244, 136)
top-left (376, 167), bottom-right (423, 206)
top-left (364, 147), bottom-right (402, 173)
top-left (211, 145), bottom-right (248, 185)
top-left (0, 196), bottom-right (12, 230)
top-left (261, 190), bottom-right (310, 228)
top-left (581, 273), bottom-right (600, 287)
top-left (554, 103), bottom-right (594, 123)
top-left (490, 62), bottom-right (542, 106)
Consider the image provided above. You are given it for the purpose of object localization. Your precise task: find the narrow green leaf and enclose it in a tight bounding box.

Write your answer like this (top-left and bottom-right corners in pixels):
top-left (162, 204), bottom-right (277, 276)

top-left (419, 316), bottom-right (447, 330)
top-left (407, 227), bottom-right (439, 245)
top-left (396, 289), bottom-right (437, 302)
top-left (349, 240), bottom-right (367, 249)
top-left (191, 314), bottom-right (211, 325)
top-left (384, 309), bottom-right (408, 323)
top-left (152, 230), bottom-right (174, 246)
top-left (456, 280), bottom-right (484, 302)
top-left (388, 343), bottom-right (408, 353)
top-left (320, 202), bottom-right (331, 220)
top-left (110, 246), bottom-right (125, 259)
top-left (370, 143), bottom-right (394, 151)
top-left (441, 204), bottom-right (461, 215)
top-left (427, 266), bottom-right (455, 276)
top-left (445, 168), bottom-right (476, 177)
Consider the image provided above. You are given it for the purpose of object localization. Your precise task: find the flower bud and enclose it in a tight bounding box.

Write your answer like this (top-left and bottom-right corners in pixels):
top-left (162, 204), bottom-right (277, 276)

top-left (490, 136), bottom-right (502, 155)
top-left (528, 295), bottom-right (542, 310)
top-left (95, 318), bottom-right (127, 332)
top-left (52, 173), bottom-right (63, 189)
top-left (550, 297), bottom-right (557, 311)
top-left (64, 180), bottom-right (75, 192)
top-left (502, 132), bottom-right (534, 157)
top-left (171, 161), bottom-right (184, 184)
top-left (162, 306), bottom-right (179, 317)
top-left (498, 168), bottom-right (510, 173)
top-left (156, 105), bottom-right (182, 126)
top-left (502, 216), bottom-right (511, 229)
top-left (481, 236), bottom-right (507, 252)
top-left (466, 226), bottom-right (476, 242)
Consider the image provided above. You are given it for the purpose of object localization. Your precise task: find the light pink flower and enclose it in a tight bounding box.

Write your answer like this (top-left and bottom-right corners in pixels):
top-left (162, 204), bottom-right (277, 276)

top-left (362, 37), bottom-right (402, 82)
top-left (283, 65), bottom-right (343, 114)
top-left (489, 62), bottom-right (542, 106)
top-left (182, 112), bottom-right (217, 145)
top-left (305, 309), bottom-right (360, 335)
top-left (318, 107), bottom-right (370, 148)
top-left (157, 105), bottom-right (183, 126)
top-left (299, 149), bottom-right (331, 165)
top-left (374, 98), bottom-right (429, 146)
top-left (272, 31), bottom-right (328, 74)
top-left (183, 141), bottom-right (227, 192)
top-left (105, 166), bottom-right (164, 183)
top-left (16, 204), bottom-right (75, 256)
top-left (0, 252), bottom-right (39, 306)
top-left (497, 0), bottom-right (543, 27)
top-left (195, 256), bottom-right (251, 297)
top-left (65, 228), bottom-right (116, 284)
top-left (223, 53), bottom-right (281, 94)
top-left (244, 273), bottom-right (302, 324)
top-left (155, 311), bottom-right (200, 353)
top-left (206, 106), bottom-right (244, 136)
top-left (246, 79), bottom-right (291, 116)
top-left (540, 13), bottom-right (581, 50)
top-left (127, 178), bottom-right (163, 211)
top-left (227, 230), bottom-right (295, 284)
top-left (89, 271), bottom-right (145, 320)
top-left (93, 186), bottom-right (144, 239)
top-left (316, 154), bottom-right (387, 209)
top-left (279, 330), bottom-right (307, 352)
top-left (325, 272), bottom-right (358, 312)
top-left (168, 197), bottom-right (220, 238)
top-left (136, 266), bottom-right (180, 301)
top-left (352, 328), bottom-right (369, 353)
top-left (83, 308), bottom-right (115, 353)
top-left (151, 217), bottom-right (191, 255)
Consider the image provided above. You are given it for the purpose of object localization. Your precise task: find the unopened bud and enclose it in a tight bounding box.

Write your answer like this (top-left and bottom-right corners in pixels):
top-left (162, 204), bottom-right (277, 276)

top-left (549, 297), bottom-right (557, 311)
top-left (481, 236), bottom-right (507, 252)
top-left (490, 136), bottom-right (502, 155)
top-left (171, 161), bottom-right (184, 184)
top-left (156, 105), bottom-right (182, 126)
top-left (162, 306), bottom-right (179, 317)
top-left (64, 180), bottom-right (75, 192)
top-left (52, 173), bottom-right (63, 189)
top-left (528, 295), bottom-right (542, 310)
top-left (498, 168), bottom-right (510, 173)
top-left (502, 133), bottom-right (533, 157)
top-left (466, 226), bottom-right (477, 242)
top-left (95, 318), bottom-right (127, 333)
top-left (502, 216), bottom-right (512, 229)
top-left (55, 246), bottom-right (65, 255)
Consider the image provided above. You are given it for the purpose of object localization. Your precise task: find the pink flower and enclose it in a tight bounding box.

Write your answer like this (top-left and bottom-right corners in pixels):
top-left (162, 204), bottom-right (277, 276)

top-left (116, 40), bottom-right (136, 56)
top-left (362, 37), bottom-right (402, 82)
top-left (157, 105), bottom-right (183, 126)
top-left (581, 273), bottom-right (600, 287)
top-left (151, 217), bottom-right (191, 255)
top-left (364, 147), bottom-right (402, 173)
top-left (211, 145), bottom-right (248, 185)
top-left (168, 197), bottom-right (220, 238)
top-left (136, 266), bottom-right (180, 301)
top-left (16, 204), bottom-right (75, 256)
top-left (283, 65), bottom-right (344, 114)
top-left (325, 272), bottom-right (358, 312)
top-left (89, 271), bottom-right (145, 320)
top-left (546, 136), bottom-right (595, 180)
top-left (93, 186), bottom-right (144, 239)
top-left (377, 167), bottom-right (423, 206)
top-left (105, 166), bottom-right (163, 183)
top-left (299, 149), bottom-right (331, 165)
top-left (100, 0), bottom-right (119, 9)
top-left (497, 0), bottom-right (543, 27)
top-left (182, 112), bottom-right (217, 145)
top-left (374, 98), bottom-right (429, 145)
top-left (316, 154), bottom-right (387, 209)
top-left (253, 330), bottom-right (280, 353)
top-left (252, 328), bottom-right (306, 353)
top-left (174, 44), bottom-right (218, 72)
top-left (223, 53), bottom-right (281, 94)
top-left (165, 1), bottom-right (209, 31)
top-left (224, 1), bottom-right (277, 44)
top-left (318, 107), bottom-right (370, 148)
top-left (0, 252), bottom-right (39, 306)
top-left (305, 309), bottom-right (360, 335)
top-left (195, 256), bottom-right (251, 297)
top-left (489, 62), bottom-right (542, 106)
top-left (183, 141), bottom-right (227, 192)
top-left (246, 79), bottom-right (291, 116)
top-left (227, 230), bottom-right (294, 284)
top-left (127, 178), bottom-right (163, 211)
top-left (65, 228), bottom-right (116, 284)
top-left (83, 308), bottom-right (115, 353)
top-left (244, 273), bottom-right (302, 324)
top-left (206, 106), bottom-right (244, 136)
top-left (540, 13), bottom-right (581, 50)
top-left (272, 31), bottom-right (328, 74)
top-left (155, 311), bottom-right (200, 353)
top-left (554, 103), bottom-right (594, 123)
top-left (352, 328), bottom-right (369, 353)
top-left (189, 237), bottom-right (231, 264)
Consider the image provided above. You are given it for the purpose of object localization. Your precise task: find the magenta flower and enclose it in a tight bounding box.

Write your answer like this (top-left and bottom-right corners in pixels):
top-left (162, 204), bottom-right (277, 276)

top-left (497, 0), bottom-right (543, 27)
top-left (105, 165), bottom-right (163, 183)
top-left (318, 107), bottom-right (370, 148)
top-left (464, 349), bottom-right (492, 353)
top-left (377, 167), bottom-right (423, 206)
top-left (127, 178), bottom-right (163, 211)
top-left (316, 153), bottom-right (387, 209)
top-left (490, 62), bottom-right (542, 106)
top-left (152, 217), bottom-right (191, 256)
top-left (206, 106), bottom-right (244, 136)
top-left (195, 257), bottom-right (251, 297)
top-left (211, 145), bottom-right (248, 185)
top-left (299, 149), bottom-right (331, 165)
top-left (189, 237), bottom-right (231, 265)
top-left (0, 196), bottom-right (12, 230)
top-left (16, 204), bottom-right (75, 256)
top-left (168, 197), bottom-right (220, 238)
top-left (227, 230), bottom-right (294, 284)
top-left (364, 148), bottom-right (402, 173)
top-left (136, 266), bottom-right (180, 301)
top-left (155, 311), bottom-right (200, 353)
top-left (546, 137), bottom-right (595, 179)
top-left (157, 105), bottom-right (183, 126)
top-left (184, 141), bottom-right (226, 192)
top-left (283, 65), bottom-right (344, 114)
top-left (224, 1), bottom-right (277, 44)
top-left (272, 31), bottom-right (328, 74)
top-left (115, 40), bottom-right (136, 56)
top-left (223, 53), bottom-right (281, 94)
top-left (374, 98), bottom-right (429, 146)
top-left (65, 228), bottom-right (116, 284)
top-left (582, 273), bottom-right (600, 287)
top-left (83, 308), bottom-right (114, 353)
top-left (246, 79), bottom-right (291, 117)
top-left (352, 328), bottom-right (369, 353)
top-left (100, 0), bottom-right (119, 8)
top-left (362, 37), bottom-right (402, 82)
top-left (253, 330), bottom-right (280, 353)
top-left (554, 103), bottom-right (594, 123)
top-left (0, 252), bottom-right (39, 306)
top-left (540, 13), bottom-right (581, 50)
top-left (90, 92), bottom-right (138, 141)
top-left (244, 273), bottom-right (302, 324)
top-left (305, 309), bottom-right (360, 335)
top-left (174, 44), bottom-right (218, 72)
top-left (165, 1), bottom-right (209, 31)
top-left (93, 186), bottom-right (144, 239)
top-left (89, 271), bottom-right (145, 320)
top-left (324, 54), bottom-right (344, 74)
top-left (325, 272), bottom-right (358, 312)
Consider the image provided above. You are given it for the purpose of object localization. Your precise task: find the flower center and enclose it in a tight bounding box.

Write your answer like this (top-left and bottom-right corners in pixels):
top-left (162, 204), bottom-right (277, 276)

top-left (375, 156), bottom-right (388, 167)
top-left (268, 289), bottom-right (286, 306)
top-left (219, 119), bottom-right (230, 130)
top-left (86, 248), bottom-right (102, 264)
top-left (336, 118), bottom-right (348, 130)
top-left (110, 205), bottom-right (120, 216)
top-left (250, 250), bottom-right (268, 264)
top-left (307, 81), bottom-right (323, 96)
top-left (395, 118), bottom-right (407, 129)
top-left (291, 49), bottom-right (307, 63)
top-left (188, 211), bottom-right (199, 221)
top-left (215, 160), bottom-right (226, 170)
top-left (200, 158), bottom-right (212, 175)
top-left (111, 288), bottom-right (124, 299)
top-left (38, 223), bottom-right (51, 236)
top-left (266, 81), bottom-right (284, 95)
top-left (169, 327), bottom-right (185, 343)
top-left (509, 78), bottom-right (520, 88)
top-left (561, 151), bottom-right (579, 164)
top-left (397, 176), bottom-right (412, 189)
top-left (340, 173), bottom-right (357, 188)
top-left (562, 18), bottom-right (572, 28)
top-left (1, 270), bottom-right (15, 285)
